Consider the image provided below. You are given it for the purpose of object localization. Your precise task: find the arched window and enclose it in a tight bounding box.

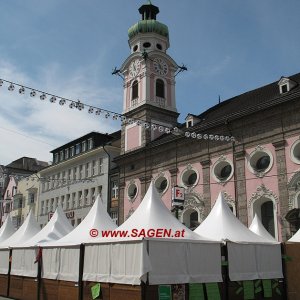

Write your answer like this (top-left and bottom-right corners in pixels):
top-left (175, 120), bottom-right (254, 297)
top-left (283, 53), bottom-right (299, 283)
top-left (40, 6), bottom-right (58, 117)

top-left (132, 80), bottom-right (138, 100)
top-left (182, 208), bottom-right (199, 229)
top-left (253, 197), bottom-right (276, 238)
top-left (261, 201), bottom-right (275, 237)
top-left (156, 79), bottom-right (165, 98)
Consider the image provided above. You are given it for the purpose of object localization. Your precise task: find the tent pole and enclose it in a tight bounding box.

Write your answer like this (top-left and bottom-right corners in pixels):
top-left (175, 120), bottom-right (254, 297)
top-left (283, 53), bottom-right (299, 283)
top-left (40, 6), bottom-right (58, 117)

top-left (37, 248), bottom-right (42, 300)
top-left (223, 244), bottom-right (229, 300)
top-left (7, 249), bottom-right (12, 298)
top-left (78, 244), bottom-right (85, 300)
top-left (281, 243), bottom-right (288, 300)
top-left (37, 248), bottom-right (43, 300)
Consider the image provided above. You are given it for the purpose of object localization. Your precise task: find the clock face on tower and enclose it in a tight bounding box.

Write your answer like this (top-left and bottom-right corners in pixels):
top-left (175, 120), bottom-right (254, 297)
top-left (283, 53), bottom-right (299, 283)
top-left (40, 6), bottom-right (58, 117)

top-left (153, 57), bottom-right (168, 76)
top-left (129, 59), bottom-right (141, 78)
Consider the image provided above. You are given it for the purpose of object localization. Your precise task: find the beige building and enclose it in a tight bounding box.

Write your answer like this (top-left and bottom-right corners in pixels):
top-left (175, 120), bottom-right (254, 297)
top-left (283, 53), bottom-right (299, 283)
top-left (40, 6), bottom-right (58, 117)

top-left (11, 174), bottom-right (40, 229)
top-left (38, 131), bottom-right (120, 227)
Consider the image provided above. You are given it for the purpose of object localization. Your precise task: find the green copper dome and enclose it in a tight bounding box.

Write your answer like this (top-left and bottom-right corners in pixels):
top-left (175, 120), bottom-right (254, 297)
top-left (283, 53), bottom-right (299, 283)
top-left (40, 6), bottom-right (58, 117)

top-left (128, 20), bottom-right (169, 39)
top-left (128, 2), bottom-right (169, 39)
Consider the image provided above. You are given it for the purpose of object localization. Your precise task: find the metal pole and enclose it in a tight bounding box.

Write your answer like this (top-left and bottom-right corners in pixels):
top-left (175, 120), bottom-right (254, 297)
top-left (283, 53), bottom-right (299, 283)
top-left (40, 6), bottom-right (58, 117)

top-left (78, 244), bottom-right (85, 300)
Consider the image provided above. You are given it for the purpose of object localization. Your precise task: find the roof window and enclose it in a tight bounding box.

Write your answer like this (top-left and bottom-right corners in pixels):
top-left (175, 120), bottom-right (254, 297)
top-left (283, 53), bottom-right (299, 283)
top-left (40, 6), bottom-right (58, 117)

top-left (278, 76), bottom-right (297, 94)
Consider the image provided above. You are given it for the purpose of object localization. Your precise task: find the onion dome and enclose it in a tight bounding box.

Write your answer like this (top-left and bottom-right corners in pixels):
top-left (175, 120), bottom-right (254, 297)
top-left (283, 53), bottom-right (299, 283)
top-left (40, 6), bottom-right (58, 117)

top-left (128, 1), bottom-right (169, 39)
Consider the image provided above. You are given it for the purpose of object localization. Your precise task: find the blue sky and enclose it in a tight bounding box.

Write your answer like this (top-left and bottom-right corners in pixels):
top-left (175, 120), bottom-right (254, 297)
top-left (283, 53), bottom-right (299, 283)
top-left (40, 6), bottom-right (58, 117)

top-left (1, 0), bottom-right (300, 165)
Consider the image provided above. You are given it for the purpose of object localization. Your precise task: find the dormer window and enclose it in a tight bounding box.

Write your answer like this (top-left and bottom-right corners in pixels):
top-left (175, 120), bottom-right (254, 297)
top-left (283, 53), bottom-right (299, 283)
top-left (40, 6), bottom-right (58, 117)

top-left (187, 120), bottom-right (193, 128)
top-left (281, 84), bottom-right (288, 93)
top-left (278, 76), bottom-right (297, 94)
top-left (185, 114), bottom-right (200, 128)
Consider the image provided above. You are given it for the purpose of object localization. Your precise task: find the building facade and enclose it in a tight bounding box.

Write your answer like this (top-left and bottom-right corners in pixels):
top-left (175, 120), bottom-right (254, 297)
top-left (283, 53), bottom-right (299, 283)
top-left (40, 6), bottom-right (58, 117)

top-left (0, 157), bottom-right (48, 226)
top-left (114, 2), bottom-right (300, 242)
top-left (10, 174), bottom-right (39, 229)
top-left (38, 131), bottom-right (120, 227)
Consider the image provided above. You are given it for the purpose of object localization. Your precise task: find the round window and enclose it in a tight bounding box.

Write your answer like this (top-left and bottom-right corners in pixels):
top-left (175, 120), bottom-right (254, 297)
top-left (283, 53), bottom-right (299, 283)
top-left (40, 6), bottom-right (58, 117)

top-left (128, 183), bottom-right (137, 200)
top-left (220, 165), bottom-right (232, 179)
top-left (212, 158), bottom-right (233, 182)
top-left (155, 177), bottom-right (168, 193)
top-left (255, 155), bottom-right (270, 171)
top-left (156, 43), bottom-right (162, 50)
top-left (143, 42), bottom-right (151, 48)
top-left (248, 149), bottom-right (273, 175)
top-left (133, 45), bottom-right (138, 52)
top-left (291, 139), bottom-right (300, 164)
top-left (182, 169), bottom-right (198, 187)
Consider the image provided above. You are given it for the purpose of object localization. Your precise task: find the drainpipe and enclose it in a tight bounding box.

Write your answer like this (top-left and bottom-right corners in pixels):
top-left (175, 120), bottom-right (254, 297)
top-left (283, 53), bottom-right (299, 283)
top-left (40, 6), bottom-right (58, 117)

top-left (102, 144), bottom-right (111, 212)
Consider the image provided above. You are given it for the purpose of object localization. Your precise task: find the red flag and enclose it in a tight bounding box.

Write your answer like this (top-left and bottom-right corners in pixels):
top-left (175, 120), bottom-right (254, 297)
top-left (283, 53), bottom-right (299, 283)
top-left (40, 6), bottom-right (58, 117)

top-left (34, 247), bottom-right (42, 264)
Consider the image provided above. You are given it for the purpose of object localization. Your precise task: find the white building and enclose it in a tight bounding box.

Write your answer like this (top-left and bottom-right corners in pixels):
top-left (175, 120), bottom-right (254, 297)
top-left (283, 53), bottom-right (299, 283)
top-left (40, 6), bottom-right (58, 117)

top-left (38, 131), bottom-right (120, 227)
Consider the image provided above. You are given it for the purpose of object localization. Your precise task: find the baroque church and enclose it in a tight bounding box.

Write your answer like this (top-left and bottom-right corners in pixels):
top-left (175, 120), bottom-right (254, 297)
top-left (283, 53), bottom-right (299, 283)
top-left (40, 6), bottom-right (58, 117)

top-left (113, 2), bottom-right (300, 242)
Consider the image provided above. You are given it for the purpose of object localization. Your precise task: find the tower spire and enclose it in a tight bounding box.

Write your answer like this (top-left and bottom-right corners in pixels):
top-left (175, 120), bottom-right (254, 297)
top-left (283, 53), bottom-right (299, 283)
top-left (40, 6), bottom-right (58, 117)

top-left (139, 1), bottom-right (159, 20)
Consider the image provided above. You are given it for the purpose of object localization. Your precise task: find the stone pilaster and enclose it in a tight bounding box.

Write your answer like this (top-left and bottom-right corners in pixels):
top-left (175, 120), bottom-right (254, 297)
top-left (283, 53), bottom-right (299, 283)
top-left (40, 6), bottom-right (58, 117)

top-left (118, 181), bottom-right (126, 225)
top-left (200, 158), bottom-right (211, 217)
top-left (233, 148), bottom-right (248, 226)
top-left (272, 140), bottom-right (289, 241)
top-left (169, 167), bottom-right (179, 187)
top-left (139, 175), bottom-right (153, 198)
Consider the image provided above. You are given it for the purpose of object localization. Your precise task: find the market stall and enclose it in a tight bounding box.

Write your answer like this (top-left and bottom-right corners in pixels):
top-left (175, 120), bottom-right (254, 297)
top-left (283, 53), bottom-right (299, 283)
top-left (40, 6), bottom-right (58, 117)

top-left (0, 210), bottom-right (40, 298)
top-left (284, 226), bottom-right (300, 300)
top-left (83, 183), bottom-right (223, 300)
top-left (194, 192), bottom-right (284, 300)
top-left (9, 205), bottom-right (73, 300)
top-left (41, 195), bottom-right (117, 300)
top-left (0, 216), bottom-right (15, 296)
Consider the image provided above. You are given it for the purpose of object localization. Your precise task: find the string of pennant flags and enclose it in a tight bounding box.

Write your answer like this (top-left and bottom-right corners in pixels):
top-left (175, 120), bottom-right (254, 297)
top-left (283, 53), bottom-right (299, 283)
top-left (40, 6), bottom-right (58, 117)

top-left (0, 78), bottom-right (236, 143)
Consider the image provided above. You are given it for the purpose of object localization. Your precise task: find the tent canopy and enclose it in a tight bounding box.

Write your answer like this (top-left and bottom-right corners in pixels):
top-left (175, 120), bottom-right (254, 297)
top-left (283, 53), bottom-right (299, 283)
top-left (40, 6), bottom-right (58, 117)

top-left (194, 192), bottom-right (278, 244)
top-left (0, 215), bottom-right (15, 243)
top-left (83, 183), bottom-right (222, 285)
top-left (194, 192), bottom-right (282, 281)
top-left (91, 182), bottom-right (216, 243)
top-left (43, 195), bottom-right (117, 247)
top-left (249, 214), bottom-right (277, 242)
top-left (0, 210), bottom-right (40, 249)
top-left (287, 222), bottom-right (300, 242)
top-left (15, 205), bottom-right (73, 248)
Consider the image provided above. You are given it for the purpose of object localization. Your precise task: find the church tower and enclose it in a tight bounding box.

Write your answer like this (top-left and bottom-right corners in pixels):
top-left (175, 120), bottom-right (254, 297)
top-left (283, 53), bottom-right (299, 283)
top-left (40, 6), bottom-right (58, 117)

top-left (120, 1), bottom-right (179, 153)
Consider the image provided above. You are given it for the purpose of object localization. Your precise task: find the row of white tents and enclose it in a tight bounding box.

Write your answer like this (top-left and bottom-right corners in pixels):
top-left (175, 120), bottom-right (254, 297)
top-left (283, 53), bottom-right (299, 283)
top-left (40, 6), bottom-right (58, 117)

top-left (0, 182), bottom-right (287, 287)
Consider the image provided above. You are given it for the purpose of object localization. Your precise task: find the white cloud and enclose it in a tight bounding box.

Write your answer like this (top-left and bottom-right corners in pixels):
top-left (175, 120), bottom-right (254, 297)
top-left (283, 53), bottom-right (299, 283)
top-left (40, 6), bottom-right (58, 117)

top-left (0, 60), bottom-right (121, 165)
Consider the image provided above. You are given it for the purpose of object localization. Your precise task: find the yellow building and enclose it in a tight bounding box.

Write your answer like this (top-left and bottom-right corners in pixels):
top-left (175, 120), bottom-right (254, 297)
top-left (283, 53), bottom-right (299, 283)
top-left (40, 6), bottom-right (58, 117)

top-left (11, 174), bottom-right (40, 229)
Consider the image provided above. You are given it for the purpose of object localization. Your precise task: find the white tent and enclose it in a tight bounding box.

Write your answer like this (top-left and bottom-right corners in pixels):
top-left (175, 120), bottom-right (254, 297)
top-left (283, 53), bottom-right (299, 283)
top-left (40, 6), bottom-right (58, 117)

top-left (287, 225), bottom-right (300, 242)
top-left (83, 182), bottom-right (222, 285)
top-left (42, 195), bottom-right (117, 282)
top-left (0, 215), bottom-right (15, 243)
top-left (249, 214), bottom-right (277, 242)
top-left (0, 210), bottom-right (40, 275)
top-left (194, 192), bottom-right (283, 281)
top-left (0, 215), bottom-right (15, 274)
top-left (10, 206), bottom-right (73, 277)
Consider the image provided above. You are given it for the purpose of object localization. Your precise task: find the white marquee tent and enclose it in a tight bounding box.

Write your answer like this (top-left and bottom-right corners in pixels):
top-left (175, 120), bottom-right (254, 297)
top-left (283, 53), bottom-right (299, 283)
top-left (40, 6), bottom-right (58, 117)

top-left (249, 214), bottom-right (277, 242)
top-left (0, 215), bottom-right (15, 243)
top-left (41, 195), bottom-right (117, 282)
top-left (10, 205), bottom-right (73, 277)
top-left (83, 182), bottom-right (223, 285)
top-left (0, 210), bottom-right (40, 275)
top-left (194, 192), bottom-right (283, 281)
top-left (287, 224), bottom-right (300, 242)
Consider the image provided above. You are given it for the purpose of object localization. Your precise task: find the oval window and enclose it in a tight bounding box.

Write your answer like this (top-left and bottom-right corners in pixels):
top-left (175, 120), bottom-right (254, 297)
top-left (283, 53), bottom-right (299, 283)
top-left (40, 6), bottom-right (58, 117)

top-left (143, 42), bottom-right (151, 48)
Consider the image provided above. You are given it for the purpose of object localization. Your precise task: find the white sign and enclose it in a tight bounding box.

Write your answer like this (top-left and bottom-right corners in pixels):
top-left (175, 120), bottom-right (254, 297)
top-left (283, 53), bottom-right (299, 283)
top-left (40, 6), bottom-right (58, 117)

top-left (172, 186), bottom-right (185, 206)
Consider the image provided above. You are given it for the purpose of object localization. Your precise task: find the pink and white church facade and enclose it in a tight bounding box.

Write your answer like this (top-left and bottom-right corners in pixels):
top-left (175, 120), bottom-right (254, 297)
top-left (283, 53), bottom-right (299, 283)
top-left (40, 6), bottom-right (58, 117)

top-left (114, 1), bottom-right (300, 242)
